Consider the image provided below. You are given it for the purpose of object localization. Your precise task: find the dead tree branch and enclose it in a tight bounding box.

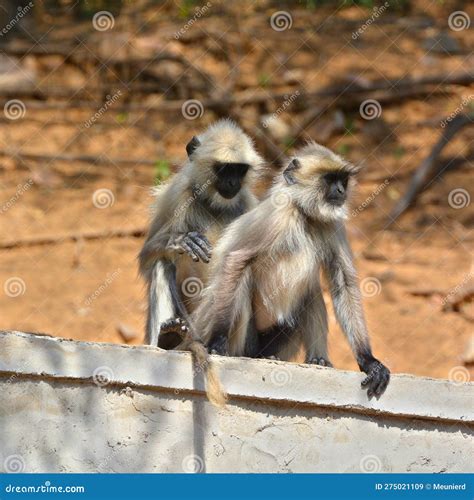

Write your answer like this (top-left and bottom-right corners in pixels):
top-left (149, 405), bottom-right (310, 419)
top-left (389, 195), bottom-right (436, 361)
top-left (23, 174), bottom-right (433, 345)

top-left (0, 227), bottom-right (147, 250)
top-left (389, 112), bottom-right (474, 224)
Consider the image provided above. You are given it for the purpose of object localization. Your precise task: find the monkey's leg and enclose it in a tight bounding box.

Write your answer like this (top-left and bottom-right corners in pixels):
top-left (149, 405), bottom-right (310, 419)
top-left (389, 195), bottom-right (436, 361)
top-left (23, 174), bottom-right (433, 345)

top-left (208, 305), bottom-right (262, 357)
top-left (257, 322), bottom-right (297, 360)
top-left (197, 250), bottom-right (256, 357)
top-left (299, 290), bottom-right (332, 366)
top-left (158, 318), bottom-right (189, 350)
top-left (145, 260), bottom-right (188, 347)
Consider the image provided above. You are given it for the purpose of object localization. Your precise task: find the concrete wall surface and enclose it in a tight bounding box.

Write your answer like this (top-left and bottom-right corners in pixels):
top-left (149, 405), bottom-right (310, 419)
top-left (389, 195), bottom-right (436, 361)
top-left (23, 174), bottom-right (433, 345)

top-left (0, 330), bottom-right (472, 473)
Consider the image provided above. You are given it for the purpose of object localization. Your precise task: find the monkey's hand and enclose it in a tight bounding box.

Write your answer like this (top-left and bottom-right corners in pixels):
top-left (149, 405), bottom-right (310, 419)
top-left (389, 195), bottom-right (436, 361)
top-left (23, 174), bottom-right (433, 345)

top-left (167, 232), bottom-right (212, 263)
top-left (208, 333), bottom-right (228, 356)
top-left (360, 358), bottom-right (390, 399)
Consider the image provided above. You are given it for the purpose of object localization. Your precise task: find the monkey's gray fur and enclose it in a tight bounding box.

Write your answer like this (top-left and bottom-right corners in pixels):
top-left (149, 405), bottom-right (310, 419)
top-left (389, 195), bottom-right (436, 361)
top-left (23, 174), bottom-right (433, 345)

top-left (138, 120), bottom-right (265, 405)
top-left (192, 141), bottom-right (390, 399)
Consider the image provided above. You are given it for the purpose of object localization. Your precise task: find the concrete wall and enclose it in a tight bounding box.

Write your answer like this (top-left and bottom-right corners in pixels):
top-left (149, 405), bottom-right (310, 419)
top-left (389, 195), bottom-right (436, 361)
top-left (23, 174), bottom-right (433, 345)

top-left (0, 330), bottom-right (472, 473)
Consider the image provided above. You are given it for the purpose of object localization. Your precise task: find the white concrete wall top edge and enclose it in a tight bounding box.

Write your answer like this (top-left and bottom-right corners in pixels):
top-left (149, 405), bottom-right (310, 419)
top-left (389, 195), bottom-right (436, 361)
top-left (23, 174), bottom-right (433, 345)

top-left (1, 330), bottom-right (473, 424)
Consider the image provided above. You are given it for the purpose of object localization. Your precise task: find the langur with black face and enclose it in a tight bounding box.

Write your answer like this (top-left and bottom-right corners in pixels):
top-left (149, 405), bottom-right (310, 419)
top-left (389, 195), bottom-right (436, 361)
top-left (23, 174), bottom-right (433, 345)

top-left (193, 142), bottom-right (390, 399)
top-left (139, 119), bottom-right (264, 405)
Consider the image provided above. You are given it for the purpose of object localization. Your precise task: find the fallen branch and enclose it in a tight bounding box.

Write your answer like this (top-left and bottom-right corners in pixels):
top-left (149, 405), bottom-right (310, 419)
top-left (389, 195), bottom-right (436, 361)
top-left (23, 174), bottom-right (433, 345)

top-left (0, 227), bottom-right (147, 250)
top-left (1, 71), bottom-right (470, 113)
top-left (312, 71), bottom-right (474, 97)
top-left (389, 112), bottom-right (474, 224)
top-left (0, 116), bottom-right (161, 138)
top-left (442, 283), bottom-right (474, 312)
top-left (0, 150), bottom-right (157, 167)
top-left (291, 87), bottom-right (449, 140)
top-left (409, 288), bottom-right (444, 297)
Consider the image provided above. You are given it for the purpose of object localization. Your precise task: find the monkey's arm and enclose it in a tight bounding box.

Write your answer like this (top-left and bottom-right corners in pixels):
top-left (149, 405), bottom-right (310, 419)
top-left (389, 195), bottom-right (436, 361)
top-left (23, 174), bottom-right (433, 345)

top-left (139, 181), bottom-right (213, 274)
top-left (324, 231), bottom-right (390, 398)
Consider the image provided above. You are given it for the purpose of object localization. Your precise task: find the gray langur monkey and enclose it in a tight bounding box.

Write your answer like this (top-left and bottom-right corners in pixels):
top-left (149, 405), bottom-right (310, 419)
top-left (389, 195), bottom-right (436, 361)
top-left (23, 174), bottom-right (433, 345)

top-left (191, 141), bottom-right (390, 399)
top-left (138, 119), bottom-right (264, 405)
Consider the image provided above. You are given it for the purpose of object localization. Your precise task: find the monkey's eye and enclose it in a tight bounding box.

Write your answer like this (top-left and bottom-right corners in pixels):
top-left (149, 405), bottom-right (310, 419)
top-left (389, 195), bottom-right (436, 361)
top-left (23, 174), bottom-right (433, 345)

top-left (213, 164), bottom-right (226, 176)
top-left (324, 173), bottom-right (349, 189)
top-left (213, 163), bottom-right (250, 178)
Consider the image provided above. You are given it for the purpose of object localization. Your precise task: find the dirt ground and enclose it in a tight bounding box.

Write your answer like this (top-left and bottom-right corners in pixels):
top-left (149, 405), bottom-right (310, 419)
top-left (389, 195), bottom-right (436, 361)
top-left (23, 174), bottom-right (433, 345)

top-left (0, 0), bottom-right (472, 382)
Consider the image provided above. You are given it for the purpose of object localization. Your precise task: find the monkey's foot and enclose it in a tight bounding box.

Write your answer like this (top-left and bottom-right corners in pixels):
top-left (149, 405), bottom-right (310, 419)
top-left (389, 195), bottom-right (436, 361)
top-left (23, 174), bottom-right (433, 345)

top-left (309, 357), bottom-right (333, 367)
top-left (361, 358), bottom-right (390, 399)
top-left (171, 232), bottom-right (212, 263)
top-left (208, 334), bottom-right (228, 356)
top-left (158, 318), bottom-right (189, 350)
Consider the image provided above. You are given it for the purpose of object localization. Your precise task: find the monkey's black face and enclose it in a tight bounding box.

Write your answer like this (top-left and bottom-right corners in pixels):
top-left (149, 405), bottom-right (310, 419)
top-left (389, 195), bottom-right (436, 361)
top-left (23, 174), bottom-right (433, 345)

top-left (323, 172), bottom-right (349, 206)
top-left (213, 162), bottom-right (250, 199)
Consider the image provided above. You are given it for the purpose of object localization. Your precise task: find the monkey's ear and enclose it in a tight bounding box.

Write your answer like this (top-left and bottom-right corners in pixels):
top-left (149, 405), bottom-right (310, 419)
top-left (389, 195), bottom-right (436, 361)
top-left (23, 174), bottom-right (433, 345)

top-left (186, 136), bottom-right (201, 158)
top-left (283, 158), bottom-right (301, 185)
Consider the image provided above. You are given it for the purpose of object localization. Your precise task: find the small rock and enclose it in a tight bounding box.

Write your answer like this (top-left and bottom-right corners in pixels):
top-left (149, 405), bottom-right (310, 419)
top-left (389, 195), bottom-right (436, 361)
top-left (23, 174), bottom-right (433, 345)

top-left (117, 323), bottom-right (138, 343)
top-left (423, 33), bottom-right (461, 55)
top-left (282, 69), bottom-right (305, 84)
top-left (261, 114), bottom-right (291, 142)
top-left (121, 387), bottom-right (134, 398)
top-left (463, 338), bottom-right (474, 366)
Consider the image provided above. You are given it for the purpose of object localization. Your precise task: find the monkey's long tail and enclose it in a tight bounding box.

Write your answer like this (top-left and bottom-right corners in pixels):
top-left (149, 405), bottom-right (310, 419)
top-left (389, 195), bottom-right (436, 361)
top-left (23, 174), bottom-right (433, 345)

top-left (187, 339), bottom-right (227, 407)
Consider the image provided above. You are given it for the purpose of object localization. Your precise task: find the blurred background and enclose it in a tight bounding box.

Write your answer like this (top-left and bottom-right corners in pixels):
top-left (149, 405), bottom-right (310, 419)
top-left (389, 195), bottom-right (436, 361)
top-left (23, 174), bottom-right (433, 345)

top-left (0, 0), bottom-right (472, 381)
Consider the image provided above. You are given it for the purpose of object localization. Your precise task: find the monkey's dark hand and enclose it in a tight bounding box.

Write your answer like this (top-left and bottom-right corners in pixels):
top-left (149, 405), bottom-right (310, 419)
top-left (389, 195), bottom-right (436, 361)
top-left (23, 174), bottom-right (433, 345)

top-left (168, 232), bottom-right (212, 263)
top-left (208, 333), bottom-right (228, 356)
top-left (309, 357), bottom-right (333, 367)
top-left (360, 358), bottom-right (390, 398)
